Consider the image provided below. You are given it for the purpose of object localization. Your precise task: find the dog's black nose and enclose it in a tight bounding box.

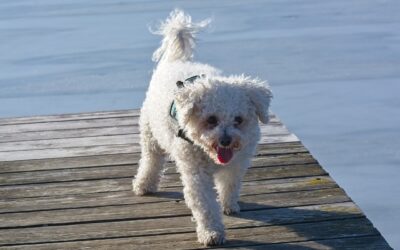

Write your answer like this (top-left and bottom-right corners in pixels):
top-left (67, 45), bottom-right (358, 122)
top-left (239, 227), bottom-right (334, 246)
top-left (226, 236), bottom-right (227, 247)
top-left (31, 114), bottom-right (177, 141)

top-left (219, 135), bottom-right (232, 147)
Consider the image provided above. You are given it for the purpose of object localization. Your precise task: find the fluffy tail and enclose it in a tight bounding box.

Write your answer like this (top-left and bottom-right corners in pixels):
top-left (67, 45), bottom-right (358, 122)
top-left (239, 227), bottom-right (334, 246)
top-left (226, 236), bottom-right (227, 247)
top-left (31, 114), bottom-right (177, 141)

top-left (151, 9), bottom-right (210, 63)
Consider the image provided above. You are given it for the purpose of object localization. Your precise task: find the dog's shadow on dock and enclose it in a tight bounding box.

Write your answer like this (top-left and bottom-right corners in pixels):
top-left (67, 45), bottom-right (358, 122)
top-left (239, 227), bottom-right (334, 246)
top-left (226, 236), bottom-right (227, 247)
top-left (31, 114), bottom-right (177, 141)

top-left (152, 190), bottom-right (366, 249)
top-left (214, 200), bottom-right (363, 250)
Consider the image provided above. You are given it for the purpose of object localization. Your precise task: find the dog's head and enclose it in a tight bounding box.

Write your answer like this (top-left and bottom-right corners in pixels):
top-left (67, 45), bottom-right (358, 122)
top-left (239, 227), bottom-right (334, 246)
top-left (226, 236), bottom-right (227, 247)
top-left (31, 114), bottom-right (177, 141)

top-left (174, 75), bottom-right (272, 165)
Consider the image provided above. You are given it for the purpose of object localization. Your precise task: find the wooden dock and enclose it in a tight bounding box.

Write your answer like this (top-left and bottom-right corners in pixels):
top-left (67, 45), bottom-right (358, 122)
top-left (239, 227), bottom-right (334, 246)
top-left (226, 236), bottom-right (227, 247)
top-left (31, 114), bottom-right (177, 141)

top-left (0, 109), bottom-right (392, 249)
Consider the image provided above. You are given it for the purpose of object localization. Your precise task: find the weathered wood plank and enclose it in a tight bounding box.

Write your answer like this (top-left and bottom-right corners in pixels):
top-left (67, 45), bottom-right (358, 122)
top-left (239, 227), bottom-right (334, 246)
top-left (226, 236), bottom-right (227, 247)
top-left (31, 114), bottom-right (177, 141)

top-left (0, 117), bottom-right (288, 143)
top-left (0, 153), bottom-right (139, 174)
top-left (0, 114), bottom-right (282, 134)
top-left (0, 176), bottom-right (336, 213)
top-left (256, 142), bottom-right (308, 155)
top-left (0, 188), bottom-right (349, 229)
top-left (0, 162), bottom-right (325, 199)
top-left (0, 134), bottom-right (298, 162)
top-left (0, 178), bottom-right (129, 199)
top-left (0, 150), bottom-right (317, 186)
top-left (0, 110), bottom-right (138, 126)
top-left (0, 142), bottom-right (308, 173)
top-left (0, 126), bottom-right (137, 144)
top-left (0, 116), bottom-right (138, 134)
top-left (0, 136), bottom-right (293, 161)
top-left (161, 164), bottom-right (325, 188)
top-left (0, 123), bottom-right (290, 152)
top-left (0, 110), bottom-right (279, 127)
top-left (0, 153), bottom-right (318, 186)
top-left (0, 202), bottom-right (361, 247)
top-left (0, 134), bottom-right (140, 152)
top-left (0, 218), bottom-right (381, 249)
top-left (0, 156), bottom-right (328, 198)
top-left (0, 144), bottom-right (139, 162)
top-left (259, 133), bottom-right (299, 144)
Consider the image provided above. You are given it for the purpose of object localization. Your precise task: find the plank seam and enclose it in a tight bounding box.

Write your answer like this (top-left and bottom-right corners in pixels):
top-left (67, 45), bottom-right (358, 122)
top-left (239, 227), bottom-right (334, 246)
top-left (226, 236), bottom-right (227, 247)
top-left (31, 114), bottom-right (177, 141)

top-left (0, 174), bottom-right (331, 200)
top-left (0, 153), bottom-right (315, 175)
top-left (0, 142), bottom-right (140, 154)
top-left (0, 121), bottom-right (280, 134)
top-left (0, 135), bottom-right (297, 162)
top-left (0, 148), bottom-right (309, 174)
top-left (0, 130), bottom-right (137, 143)
top-left (0, 216), bottom-right (370, 247)
top-left (0, 202), bottom-right (359, 231)
top-left (0, 166), bottom-right (326, 187)
top-left (186, 233), bottom-right (384, 250)
top-left (0, 133), bottom-right (294, 153)
top-left (0, 114), bottom-right (139, 127)
top-left (0, 184), bottom-right (338, 214)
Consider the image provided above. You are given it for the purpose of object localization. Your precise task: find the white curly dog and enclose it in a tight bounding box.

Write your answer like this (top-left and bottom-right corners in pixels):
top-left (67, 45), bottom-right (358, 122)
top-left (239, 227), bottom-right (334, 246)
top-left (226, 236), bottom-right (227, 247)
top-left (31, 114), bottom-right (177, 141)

top-left (133, 9), bottom-right (272, 246)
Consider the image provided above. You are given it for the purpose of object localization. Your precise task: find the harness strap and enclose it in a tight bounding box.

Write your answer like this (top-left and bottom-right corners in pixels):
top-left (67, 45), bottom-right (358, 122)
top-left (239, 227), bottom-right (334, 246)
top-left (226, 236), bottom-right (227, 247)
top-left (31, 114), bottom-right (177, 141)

top-left (170, 74), bottom-right (204, 144)
top-left (178, 129), bottom-right (194, 144)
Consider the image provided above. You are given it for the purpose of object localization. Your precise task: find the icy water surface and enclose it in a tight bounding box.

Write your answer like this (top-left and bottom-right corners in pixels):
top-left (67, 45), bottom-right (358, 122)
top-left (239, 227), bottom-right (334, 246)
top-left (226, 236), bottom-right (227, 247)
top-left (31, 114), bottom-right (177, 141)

top-left (1, 0), bottom-right (399, 247)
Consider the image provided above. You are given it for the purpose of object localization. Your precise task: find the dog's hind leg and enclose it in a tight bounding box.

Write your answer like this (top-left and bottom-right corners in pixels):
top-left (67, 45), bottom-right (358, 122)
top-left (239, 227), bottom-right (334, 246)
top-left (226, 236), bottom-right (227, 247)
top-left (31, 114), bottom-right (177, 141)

top-left (133, 121), bottom-right (165, 196)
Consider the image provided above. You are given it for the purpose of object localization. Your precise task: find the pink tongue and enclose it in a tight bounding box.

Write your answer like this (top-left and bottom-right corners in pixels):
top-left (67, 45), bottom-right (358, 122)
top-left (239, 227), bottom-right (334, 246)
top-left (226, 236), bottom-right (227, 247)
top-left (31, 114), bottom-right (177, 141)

top-left (217, 147), bottom-right (233, 164)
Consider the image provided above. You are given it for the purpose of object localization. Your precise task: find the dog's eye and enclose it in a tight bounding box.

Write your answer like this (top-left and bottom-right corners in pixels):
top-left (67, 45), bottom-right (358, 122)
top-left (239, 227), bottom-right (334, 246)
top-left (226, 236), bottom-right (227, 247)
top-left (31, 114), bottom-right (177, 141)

top-left (234, 116), bottom-right (243, 126)
top-left (206, 115), bottom-right (218, 126)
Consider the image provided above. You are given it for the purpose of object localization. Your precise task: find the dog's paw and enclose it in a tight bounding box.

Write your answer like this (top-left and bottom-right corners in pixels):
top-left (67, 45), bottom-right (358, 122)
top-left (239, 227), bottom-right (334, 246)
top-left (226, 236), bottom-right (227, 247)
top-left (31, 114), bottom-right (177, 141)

top-left (132, 179), bottom-right (156, 196)
top-left (223, 202), bottom-right (240, 215)
top-left (197, 229), bottom-right (225, 246)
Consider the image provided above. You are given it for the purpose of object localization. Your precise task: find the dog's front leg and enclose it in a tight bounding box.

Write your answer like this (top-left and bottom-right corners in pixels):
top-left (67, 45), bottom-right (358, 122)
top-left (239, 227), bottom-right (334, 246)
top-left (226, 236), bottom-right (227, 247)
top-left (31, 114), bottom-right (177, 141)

top-left (177, 160), bottom-right (225, 246)
top-left (214, 160), bottom-right (249, 215)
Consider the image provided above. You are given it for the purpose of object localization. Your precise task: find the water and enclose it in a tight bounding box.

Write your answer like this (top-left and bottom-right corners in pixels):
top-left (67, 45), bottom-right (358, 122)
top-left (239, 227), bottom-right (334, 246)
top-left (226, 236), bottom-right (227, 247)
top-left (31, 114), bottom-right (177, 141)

top-left (1, 0), bottom-right (399, 247)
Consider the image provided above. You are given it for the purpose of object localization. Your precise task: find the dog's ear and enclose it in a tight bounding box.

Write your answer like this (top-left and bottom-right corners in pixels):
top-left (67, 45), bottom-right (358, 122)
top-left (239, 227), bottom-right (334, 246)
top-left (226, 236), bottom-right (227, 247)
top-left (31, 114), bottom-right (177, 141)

top-left (174, 84), bottom-right (203, 127)
top-left (243, 79), bottom-right (273, 124)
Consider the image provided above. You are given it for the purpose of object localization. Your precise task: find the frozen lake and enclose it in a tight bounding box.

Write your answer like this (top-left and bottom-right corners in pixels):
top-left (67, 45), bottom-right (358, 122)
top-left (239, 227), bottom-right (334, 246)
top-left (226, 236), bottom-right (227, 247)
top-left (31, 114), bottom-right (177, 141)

top-left (1, 0), bottom-right (399, 247)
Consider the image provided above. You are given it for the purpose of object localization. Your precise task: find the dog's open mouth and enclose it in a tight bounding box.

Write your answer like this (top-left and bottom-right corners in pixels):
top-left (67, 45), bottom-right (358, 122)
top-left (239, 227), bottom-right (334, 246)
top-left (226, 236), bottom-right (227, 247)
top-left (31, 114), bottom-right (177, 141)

top-left (216, 146), bottom-right (233, 164)
top-left (213, 141), bottom-right (240, 165)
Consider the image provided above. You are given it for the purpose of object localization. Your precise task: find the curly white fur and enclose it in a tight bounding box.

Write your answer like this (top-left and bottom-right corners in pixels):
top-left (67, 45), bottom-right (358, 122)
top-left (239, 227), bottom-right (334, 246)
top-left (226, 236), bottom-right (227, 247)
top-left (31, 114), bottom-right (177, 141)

top-left (133, 9), bottom-right (272, 246)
